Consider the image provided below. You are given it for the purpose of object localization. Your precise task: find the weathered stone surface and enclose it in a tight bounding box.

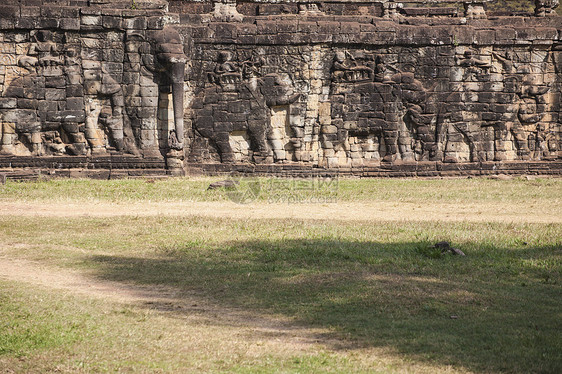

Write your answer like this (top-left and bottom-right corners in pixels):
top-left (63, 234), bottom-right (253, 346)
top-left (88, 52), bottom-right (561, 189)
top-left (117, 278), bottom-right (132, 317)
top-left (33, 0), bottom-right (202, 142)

top-left (0, 0), bottom-right (560, 175)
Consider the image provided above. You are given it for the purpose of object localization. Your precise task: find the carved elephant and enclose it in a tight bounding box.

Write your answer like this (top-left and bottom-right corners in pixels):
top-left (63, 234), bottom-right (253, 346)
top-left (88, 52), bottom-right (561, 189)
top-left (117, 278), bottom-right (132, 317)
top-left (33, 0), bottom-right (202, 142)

top-left (125, 26), bottom-right (187, 159)
top-left (329, 72), bottom-right (435, 163)
top-left (192, 73), bottom-right (299, 163)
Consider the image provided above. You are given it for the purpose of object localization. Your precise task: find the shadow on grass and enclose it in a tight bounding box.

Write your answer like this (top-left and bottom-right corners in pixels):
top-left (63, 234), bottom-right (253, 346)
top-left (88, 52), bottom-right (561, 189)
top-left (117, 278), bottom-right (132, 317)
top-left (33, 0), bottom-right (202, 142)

top-left (89, 239), bottom-right (561, 373)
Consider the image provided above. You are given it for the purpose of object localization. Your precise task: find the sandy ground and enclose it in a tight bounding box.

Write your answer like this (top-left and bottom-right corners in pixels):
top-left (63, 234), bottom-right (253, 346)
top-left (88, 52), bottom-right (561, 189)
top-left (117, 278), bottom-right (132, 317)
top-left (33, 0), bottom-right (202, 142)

top-left (0, 254), bottom-right (330, 349)
top-left (0, 200), bottom-right (560, 223)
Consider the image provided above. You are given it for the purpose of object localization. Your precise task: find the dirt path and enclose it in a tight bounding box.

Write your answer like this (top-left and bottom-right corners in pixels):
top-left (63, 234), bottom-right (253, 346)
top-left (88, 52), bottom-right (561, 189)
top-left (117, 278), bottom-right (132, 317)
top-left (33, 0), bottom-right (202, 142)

top-left (0, 200), bottom-right (560, 223)
top-left (0, 255), bottom-right (331, 349)
top-left (0, 255), bottom-right (178, 304)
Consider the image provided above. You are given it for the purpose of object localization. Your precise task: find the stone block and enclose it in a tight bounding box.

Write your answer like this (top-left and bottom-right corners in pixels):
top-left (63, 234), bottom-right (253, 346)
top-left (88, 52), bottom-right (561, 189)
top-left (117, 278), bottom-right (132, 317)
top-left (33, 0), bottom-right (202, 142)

top-left (3, 109), bottom-right (37, 124)
top-left (123, 84), bottom-right (140, 97)
top-left (38, 100), bottom-right (57, 113)
top-left (2, 122), bottom-right (16, 134)
top-left (45, 76), bottom-right (66, 89)
top-left (42, 67), bottom-right (64, 77)
top-left (60, 18), bottom-right (80, 30)
top-left (474, 29), bottom-right (495, 45)
top-left (103, 16), bottom-right (123, 29)
top-left (42, 6), bottom-right (79, 18)
top-left (0, 18), bottom-right (15, 29)
top-left (123, 17), bottom-right (147, 30)
top-left (142, 97), bottom-right (158, 107)
top-left (46, 89), bottom-right (66, 102)
top-left (0, 98), bottom-right (17, 109)
top-left (103, 48), bottom-right (125, 62)
top-left (38, 18), bottom-right (59, 29)
top-left (140, 85), bottom-right (158, 98)
top-left (15, 18), bottom-right (37, 29)
top-left (61, 111), bottom-right (86, 123)
top-left (495, 28), bottom-right (516, 42)
top-left (21, 0), bottom-right (42, 6)
top-left (66, 97), bottom-right (85, 111)
top-left (17, 99), bottom-right (38, 109)
top-left (137, 107), bottom-right (156, 119)
top-left (66, 84), bottom-right (84, 98)
top-left (0, 6), bottom-right (20, 18)
top-left (102, 62), bottom-right (123, 74)
top-left (82, 16), bottom-right (102, 26)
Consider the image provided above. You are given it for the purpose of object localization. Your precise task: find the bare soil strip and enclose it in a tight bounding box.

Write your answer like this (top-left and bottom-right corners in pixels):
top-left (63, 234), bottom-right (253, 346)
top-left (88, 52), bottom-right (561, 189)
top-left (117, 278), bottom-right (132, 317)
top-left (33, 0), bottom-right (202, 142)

top-left (0, 200), bottom-right (560, 223)
top-left (0, 255), bottom-right (331, 349)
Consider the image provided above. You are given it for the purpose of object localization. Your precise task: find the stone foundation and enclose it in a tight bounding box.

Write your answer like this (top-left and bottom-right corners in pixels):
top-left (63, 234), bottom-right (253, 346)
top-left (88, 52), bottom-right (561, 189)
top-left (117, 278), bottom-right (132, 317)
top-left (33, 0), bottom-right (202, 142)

top-left (0, 0), bottom-right (561, 177)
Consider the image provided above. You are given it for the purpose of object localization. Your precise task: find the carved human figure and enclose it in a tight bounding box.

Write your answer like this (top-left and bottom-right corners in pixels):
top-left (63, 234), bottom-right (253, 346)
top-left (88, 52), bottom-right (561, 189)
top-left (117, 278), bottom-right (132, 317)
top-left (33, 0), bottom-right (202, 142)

top-left (2, 31), bottom-right (64, 156)
top-left (331, 51), bottom-right (373, 83)
top-left (332, 51), bottom-right (353, 82)
top-left (545, 129), bottom-right (559, 159)
top-left (494, 68), bottom-right (550, 161)
top-left (373, 55), bottom-right (391, 83)
top-left (492, 50), bottom-right (515, 74)
top-left (391, 71), bottom-right (440, 162)
top-left (18, 30), bottom-right (62, 72)
top-left (457, 50), bottom-right (491, 82)
top-left (82, 64), bottom-right (128, 155)
top-left (441, 50), bottom-right (495, 163)
top-left (242, 50), bottom-right (265, 80)
top-left (528, 123), bottom-right (549, 160)
top-left (209, 51), bottom-right (241, 88)
top-left (535, 0), bottom-right (559, 16)
top-left (215, 51), bottom-right (238, 76)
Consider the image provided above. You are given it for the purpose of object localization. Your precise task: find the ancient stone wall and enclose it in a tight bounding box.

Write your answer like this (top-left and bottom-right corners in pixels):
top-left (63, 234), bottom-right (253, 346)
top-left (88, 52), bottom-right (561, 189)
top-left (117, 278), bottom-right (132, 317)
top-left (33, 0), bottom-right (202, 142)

top-left (1, 0), bottom-right (561, 177)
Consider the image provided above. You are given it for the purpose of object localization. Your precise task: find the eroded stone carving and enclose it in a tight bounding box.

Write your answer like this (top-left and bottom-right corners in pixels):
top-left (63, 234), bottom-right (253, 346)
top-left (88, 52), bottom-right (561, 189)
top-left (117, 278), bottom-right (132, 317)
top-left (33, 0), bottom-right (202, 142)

top-left (1, 30), bottom-right (81, 156)
top-left (0, 1), bottom-right (561, 176)
top-left (0, 21), bottom-right (187, 172)
top-left (192, 51), bottom-right (299, 163)
top-left (535, 0), bottom-right (560, 16)
top-left (327, 50), bottom-right (436, 165)
top-left (123, 25), bottom-right (187, 171)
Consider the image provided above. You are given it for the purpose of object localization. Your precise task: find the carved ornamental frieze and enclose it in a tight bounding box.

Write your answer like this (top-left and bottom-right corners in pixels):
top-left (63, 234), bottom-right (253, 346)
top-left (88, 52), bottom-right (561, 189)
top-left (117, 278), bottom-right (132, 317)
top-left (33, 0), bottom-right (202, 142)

top-left (0, 0), bottom-right (560, 176)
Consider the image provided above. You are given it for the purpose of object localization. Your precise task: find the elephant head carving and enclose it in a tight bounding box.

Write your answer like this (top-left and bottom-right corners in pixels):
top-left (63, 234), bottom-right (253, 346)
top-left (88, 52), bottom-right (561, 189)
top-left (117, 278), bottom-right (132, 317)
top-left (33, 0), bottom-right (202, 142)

top-left (144, 26), bottom-right (188, 150)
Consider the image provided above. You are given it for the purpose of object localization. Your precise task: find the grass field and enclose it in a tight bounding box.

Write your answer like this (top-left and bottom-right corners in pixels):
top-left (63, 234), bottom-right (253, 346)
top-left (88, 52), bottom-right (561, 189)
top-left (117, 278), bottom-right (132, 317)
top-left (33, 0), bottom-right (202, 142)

top-left (0, 176), bottom-right (561, 373)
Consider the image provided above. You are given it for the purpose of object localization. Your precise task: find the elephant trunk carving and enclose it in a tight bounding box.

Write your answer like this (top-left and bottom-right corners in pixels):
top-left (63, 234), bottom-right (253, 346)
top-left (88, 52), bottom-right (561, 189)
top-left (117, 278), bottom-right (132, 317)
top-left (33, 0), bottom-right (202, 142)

top-left (152, 26), bottom-right (188, 151)
top-left (170, 59), bottom-right (186, 147)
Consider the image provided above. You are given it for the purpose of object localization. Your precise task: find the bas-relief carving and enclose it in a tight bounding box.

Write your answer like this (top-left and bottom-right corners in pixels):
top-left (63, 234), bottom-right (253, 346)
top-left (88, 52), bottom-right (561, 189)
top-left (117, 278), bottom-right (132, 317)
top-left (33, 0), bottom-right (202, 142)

top-left (125, 25), bottom-right (187, 169)
top-left (191, 50), bottom-right (300, 164)
top-left (326, 50), bottom-right (437, 166)
top-left (443, 47), bottom-right (558, 163)
top-left (186, 43), bottom-right (560, 167)
top-left (313, 46), bottom-right (560, 167)
top-left (1, 30), bottom-right (78, 156)
top-left (0, 26), bottom-right (187, 171)
top-left (0, 12), bottom-right (561, 172)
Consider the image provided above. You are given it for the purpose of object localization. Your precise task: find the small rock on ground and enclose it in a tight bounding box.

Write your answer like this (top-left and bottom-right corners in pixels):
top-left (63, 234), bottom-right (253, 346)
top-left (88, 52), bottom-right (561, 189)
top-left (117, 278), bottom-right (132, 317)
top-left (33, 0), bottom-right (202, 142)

top-left (207, 180), bottom-right (239, 190)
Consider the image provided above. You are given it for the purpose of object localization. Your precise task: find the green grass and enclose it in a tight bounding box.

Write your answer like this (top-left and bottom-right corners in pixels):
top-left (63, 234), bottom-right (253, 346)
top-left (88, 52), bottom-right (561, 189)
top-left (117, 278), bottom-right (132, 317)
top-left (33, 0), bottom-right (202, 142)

top-left (1, 176), bottom-right (560, 205)
top-left (0, 178), bottom-right (561, 372)
top-left (1, 214), bottom-right (561, 372)
top-left (0, 282), bottom-right (87, 357)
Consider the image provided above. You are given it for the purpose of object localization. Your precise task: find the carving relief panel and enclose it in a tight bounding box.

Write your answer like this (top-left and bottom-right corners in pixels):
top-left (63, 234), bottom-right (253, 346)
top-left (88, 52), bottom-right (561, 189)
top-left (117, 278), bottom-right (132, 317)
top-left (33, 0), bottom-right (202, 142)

top-left (0, 25), bottom-right (187, 173)
top-left (0, 6), bottom-right (560, 175)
